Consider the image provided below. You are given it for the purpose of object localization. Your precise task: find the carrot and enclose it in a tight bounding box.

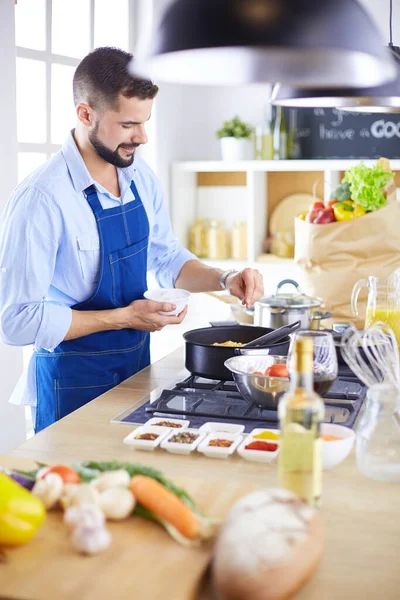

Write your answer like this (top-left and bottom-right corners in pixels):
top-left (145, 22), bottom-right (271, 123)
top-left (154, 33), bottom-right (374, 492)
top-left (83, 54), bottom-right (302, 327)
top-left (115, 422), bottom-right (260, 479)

top-left (129, 475), bottom-right (200, 540)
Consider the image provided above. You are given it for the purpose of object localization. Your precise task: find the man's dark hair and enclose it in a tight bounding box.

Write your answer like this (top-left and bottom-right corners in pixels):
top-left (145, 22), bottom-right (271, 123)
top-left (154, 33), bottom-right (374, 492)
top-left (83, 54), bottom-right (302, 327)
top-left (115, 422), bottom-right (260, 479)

top-left (73, 47), bottom-right (159, 111)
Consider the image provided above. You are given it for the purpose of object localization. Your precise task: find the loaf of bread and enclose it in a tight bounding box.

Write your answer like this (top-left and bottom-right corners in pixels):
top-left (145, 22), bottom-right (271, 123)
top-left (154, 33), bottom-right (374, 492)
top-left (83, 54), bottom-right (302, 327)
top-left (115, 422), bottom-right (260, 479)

top-left (212, 488), bottom-right (323, 600)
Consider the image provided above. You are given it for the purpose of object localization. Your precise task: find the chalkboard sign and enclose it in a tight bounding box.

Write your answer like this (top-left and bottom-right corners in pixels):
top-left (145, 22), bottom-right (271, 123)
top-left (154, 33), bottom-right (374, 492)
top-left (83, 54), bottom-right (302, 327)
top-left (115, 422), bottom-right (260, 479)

top-left (285, 107), bottom-right (400, 160)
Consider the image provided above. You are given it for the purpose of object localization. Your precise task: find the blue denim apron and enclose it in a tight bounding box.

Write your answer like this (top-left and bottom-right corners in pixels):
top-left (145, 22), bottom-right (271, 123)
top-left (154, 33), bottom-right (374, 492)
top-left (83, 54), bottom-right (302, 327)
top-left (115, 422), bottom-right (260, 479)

top-left (34, 179), bottom-right (150, 432)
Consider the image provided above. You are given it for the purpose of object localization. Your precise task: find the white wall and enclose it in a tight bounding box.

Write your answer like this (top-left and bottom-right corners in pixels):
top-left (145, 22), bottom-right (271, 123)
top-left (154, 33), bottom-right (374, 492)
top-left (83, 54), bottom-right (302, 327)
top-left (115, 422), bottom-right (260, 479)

top-left (0, 0), bottom-right (26, 451)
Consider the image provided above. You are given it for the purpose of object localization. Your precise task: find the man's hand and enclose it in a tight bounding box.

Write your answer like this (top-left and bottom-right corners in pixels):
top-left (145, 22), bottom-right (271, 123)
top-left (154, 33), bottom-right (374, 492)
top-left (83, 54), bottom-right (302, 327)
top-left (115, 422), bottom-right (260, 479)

top-left (122, 299), bottom-right (188, 332)
top-left (226, 268), bottom-right (264, 308)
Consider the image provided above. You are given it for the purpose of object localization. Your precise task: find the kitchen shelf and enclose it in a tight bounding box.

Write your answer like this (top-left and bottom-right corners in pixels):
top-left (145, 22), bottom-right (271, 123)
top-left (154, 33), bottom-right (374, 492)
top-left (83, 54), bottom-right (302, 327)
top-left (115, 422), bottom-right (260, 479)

top-left (171, 159), bottom-right (400, 268)
top-left (203, 256), bottom-right (295, 269)
top-left (173, 159), bottom-right (400, 172)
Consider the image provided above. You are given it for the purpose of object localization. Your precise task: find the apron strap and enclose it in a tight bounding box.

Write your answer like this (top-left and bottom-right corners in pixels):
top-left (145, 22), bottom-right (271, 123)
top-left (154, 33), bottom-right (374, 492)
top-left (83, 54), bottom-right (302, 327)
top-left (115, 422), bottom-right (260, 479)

top-left (84, 184), bottom-right (103, 215)
top-left (129, 178), bottom-right (140, 199)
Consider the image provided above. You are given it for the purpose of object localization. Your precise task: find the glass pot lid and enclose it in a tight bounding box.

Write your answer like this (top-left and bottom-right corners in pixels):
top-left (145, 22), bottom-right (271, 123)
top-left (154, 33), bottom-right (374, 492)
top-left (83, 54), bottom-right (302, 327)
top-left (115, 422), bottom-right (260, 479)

top-left (259, 279), bottom-right (323, 310)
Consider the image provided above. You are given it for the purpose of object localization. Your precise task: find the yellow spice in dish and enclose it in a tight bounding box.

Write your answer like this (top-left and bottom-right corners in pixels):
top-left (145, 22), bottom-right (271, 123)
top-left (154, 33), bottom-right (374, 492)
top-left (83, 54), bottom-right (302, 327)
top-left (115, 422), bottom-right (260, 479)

top-left (253, 431), bottom-right (280, 441)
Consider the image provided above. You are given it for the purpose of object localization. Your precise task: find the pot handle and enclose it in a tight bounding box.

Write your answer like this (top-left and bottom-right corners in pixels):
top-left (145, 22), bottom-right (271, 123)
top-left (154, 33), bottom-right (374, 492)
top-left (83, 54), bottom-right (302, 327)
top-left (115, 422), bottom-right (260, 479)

top-left (276, 279), bottom-right (302, 295)
top-left (310, 311), bottom-right (332, 321)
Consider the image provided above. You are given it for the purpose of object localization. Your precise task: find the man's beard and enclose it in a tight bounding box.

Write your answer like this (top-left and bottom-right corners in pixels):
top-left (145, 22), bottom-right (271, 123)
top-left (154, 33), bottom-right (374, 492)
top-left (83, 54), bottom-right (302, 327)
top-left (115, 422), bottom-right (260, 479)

top-left (89, 123), bottom-right (139, 168)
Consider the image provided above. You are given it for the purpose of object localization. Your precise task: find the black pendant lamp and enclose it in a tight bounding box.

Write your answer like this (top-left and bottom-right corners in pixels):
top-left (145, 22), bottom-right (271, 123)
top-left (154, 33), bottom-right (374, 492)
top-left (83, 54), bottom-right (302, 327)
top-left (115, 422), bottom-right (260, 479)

top-left (132, 0), bottom-right (396, 87)
top-left (272, 0), bottom-right (400, 113)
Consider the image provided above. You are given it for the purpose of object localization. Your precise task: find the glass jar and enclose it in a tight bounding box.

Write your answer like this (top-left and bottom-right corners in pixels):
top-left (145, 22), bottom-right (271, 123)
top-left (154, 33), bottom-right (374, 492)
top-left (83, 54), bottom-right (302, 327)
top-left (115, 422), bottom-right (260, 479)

top-left (201, 218), bottom-right (210, 257)
top-left (188, 218), bottom-right (204, 257)
top-left (231, 221), bottom-right (247, 259)
top-left (356, 383), bottom-right (400, 482)
top-left (254, 125), bottom-right (273, 160)
top-left (206, 220), bottom-right (230, 259)
top-left (270, 232), bottom-right (294, 258)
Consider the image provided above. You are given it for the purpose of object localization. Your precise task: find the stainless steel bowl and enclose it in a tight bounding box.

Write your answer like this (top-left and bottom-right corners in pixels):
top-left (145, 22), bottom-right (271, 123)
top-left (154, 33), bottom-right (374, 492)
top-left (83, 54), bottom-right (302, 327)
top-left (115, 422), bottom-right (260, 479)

top-left (224, 355), bottom-right (290, 409)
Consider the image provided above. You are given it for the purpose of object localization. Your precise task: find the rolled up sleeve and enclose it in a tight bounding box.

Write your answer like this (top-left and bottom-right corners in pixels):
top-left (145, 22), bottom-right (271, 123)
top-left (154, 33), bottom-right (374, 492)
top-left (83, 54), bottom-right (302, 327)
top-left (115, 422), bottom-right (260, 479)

top-left (0, 186), bottom-right (72, 351)
top-left (147, 176), bottom-right (197, 288)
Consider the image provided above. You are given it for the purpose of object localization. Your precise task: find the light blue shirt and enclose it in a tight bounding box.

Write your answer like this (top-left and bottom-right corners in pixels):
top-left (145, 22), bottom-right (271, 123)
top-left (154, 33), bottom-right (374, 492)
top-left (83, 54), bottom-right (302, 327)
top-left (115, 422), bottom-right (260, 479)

top-left (0, 132), bottom-right (195, 406)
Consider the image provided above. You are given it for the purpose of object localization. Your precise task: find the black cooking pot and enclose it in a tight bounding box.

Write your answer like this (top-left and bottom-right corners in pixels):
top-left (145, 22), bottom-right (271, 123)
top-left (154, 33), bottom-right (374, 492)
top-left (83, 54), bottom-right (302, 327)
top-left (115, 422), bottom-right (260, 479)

top-left (183, 325), bottom-right (290, 381)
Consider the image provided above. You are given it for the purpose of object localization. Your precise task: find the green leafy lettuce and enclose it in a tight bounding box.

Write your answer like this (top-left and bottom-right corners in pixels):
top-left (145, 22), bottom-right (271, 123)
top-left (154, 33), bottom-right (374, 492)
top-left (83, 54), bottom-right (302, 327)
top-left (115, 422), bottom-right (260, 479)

top-left (343, 162), bottom-right (393, 212)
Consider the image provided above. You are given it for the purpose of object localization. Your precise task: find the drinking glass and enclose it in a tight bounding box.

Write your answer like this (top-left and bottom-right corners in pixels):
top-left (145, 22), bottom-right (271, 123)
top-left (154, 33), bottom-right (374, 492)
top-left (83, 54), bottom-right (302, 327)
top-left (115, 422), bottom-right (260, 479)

top-left (288, 330), bottom-right (338, 395)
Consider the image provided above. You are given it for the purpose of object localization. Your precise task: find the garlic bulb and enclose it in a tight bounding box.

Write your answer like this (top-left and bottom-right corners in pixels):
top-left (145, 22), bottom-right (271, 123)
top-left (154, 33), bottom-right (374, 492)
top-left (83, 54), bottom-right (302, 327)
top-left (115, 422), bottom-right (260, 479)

top-left (60, 483), bottom-right (100, 510)
top-left (98, 487), bottom-right (135, 520)
top-left (32, 472), bottom-right (64, 509)
top-left (71, 526), bottom-right (111, 555)
top-left (90, 470), bottom-right (130, 492)
top-left (35, 466), bottom-right (51, 480)
top-left (64, 503), bottom-right (105, 530)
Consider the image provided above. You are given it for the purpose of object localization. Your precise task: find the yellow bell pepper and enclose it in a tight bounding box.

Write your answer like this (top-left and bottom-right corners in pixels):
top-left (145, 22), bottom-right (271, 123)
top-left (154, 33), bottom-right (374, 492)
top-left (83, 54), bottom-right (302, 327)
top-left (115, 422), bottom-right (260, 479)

top-left (0, 473), bottom-right (46, 546)
top-left (354, 203), bottom-right (366, 218)
top-left (333, 201), bottom-right (356, 221)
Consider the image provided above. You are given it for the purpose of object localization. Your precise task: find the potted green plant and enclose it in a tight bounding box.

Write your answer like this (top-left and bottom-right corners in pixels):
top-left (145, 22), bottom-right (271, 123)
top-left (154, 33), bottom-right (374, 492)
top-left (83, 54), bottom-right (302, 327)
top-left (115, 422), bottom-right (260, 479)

top-left (216, 116), bottom-right (254, 161)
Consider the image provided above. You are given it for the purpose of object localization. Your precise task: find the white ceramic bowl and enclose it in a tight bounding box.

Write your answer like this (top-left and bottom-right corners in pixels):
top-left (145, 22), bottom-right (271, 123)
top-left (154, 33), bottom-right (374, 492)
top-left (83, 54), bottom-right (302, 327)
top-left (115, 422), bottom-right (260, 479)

top-left (160, 428), bottom-right (205, 455)
top-left (123, 426), bottom-right (170, 451)
top-left (197, 432), bottom-right (242, 459)
top-left (199, 422), bottom-right (245, 436)
top-left (144, 288), bottom-right (191, 316)
top-left (237, 434), bottom-right (279, 463)
top-left (321, 423), bottom-right (355, 470)
top-left (144, 417), bottom-right (190, 430)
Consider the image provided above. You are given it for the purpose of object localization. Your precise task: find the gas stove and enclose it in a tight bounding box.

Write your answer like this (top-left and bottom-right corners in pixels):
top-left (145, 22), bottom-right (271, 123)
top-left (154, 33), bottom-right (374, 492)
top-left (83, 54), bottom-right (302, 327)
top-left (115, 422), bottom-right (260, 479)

top-left (111, 364), bottom-right (367, 433)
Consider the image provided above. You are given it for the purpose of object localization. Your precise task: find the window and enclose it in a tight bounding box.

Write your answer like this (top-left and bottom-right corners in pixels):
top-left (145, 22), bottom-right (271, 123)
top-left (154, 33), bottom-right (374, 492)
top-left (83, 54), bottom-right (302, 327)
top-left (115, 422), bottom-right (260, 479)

top-left (15, 0), bottom-right (132, 183)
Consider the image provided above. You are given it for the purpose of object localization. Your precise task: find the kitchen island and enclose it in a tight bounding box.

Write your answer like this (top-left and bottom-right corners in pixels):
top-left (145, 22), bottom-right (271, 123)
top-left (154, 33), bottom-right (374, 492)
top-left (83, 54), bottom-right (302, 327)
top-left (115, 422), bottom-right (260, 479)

top-left (0, 347), bottom-right (399, 600)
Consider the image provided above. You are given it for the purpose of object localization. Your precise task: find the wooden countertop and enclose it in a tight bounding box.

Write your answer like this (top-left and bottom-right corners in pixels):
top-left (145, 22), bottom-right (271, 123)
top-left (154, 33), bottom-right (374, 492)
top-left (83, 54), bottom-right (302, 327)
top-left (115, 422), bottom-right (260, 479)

top-left (1, 347), bottom-right (399, 599)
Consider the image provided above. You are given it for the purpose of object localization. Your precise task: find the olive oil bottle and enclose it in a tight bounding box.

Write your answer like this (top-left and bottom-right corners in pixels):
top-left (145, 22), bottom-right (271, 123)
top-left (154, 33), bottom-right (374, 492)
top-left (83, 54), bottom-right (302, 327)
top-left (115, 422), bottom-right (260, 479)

top-left (278, 337), bottom-right (324, 506)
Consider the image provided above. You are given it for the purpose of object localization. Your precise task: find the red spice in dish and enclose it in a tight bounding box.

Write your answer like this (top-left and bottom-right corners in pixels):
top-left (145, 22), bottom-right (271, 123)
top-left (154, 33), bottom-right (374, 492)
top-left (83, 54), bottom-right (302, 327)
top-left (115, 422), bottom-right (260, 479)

top-left (135, 432), bottom-right (159, 441)
top-left (245, 440), bottom-right (278, 452)
top-left (208, 439), bottom-right (233, 448)
top-left (154, 421), bottom-right (183, 428)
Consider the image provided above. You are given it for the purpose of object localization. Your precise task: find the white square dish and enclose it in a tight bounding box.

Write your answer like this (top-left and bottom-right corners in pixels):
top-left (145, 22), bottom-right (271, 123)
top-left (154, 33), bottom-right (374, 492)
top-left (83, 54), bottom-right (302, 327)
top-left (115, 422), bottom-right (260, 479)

top-left (160, 428), bottom-right (206, 455)
top-left (197, 432), bottom-right (242, 459)
top-left (199, 422), bottom-right (245, 436)
top-left (237, 435), bottom-right (280, 463)
top-left (144, 417), bottom-right (190, 430)
top-left (123, 426), bottom-right (170, 451)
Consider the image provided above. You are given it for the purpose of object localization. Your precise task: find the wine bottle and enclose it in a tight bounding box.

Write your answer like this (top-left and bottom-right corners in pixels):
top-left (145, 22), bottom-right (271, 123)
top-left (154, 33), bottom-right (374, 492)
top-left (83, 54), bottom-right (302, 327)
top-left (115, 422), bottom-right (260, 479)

top-left (273, 106), bottom-right (288, 160)
top-left (287, 109), bottom-right (301, 159)
top-left (278, 336), bottom-right (324, 506)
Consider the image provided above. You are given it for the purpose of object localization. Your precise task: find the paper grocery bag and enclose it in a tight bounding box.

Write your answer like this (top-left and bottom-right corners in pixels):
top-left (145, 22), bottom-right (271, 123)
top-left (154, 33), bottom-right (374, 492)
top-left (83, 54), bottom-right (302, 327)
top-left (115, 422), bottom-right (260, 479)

top-left (294, 185), bottom-right (400, 328)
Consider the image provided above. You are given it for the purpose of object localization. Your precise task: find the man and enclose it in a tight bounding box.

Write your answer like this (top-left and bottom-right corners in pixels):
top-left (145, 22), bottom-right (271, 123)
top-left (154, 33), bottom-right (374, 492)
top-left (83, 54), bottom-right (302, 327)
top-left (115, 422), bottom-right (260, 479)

top-left (0, 47), bottom-right (264, 433)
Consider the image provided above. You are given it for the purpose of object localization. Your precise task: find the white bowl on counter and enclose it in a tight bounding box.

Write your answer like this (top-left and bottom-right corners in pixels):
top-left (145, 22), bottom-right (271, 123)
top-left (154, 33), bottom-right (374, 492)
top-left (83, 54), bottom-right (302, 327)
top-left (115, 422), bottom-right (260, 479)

top-left (237, 430), bottom-right (280, 463)
top-left (161, 428), bottom-right (206, 455)
top-left (123, 426), bottom-right (170, 451)
top-left (144, 288), bottom-right (191, 315)
top-left (199, 422), bottom-right (245, 436)
top-left (197, 432), bottom-right (242, 459)
top-left (321, 423), bottom-right (355, 470)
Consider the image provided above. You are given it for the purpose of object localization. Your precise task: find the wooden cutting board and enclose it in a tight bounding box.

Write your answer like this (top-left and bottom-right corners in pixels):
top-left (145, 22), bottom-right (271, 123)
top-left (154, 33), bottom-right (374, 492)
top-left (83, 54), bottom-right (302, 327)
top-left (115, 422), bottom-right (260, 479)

top-left (0, 457), bottom-right (258, 600)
